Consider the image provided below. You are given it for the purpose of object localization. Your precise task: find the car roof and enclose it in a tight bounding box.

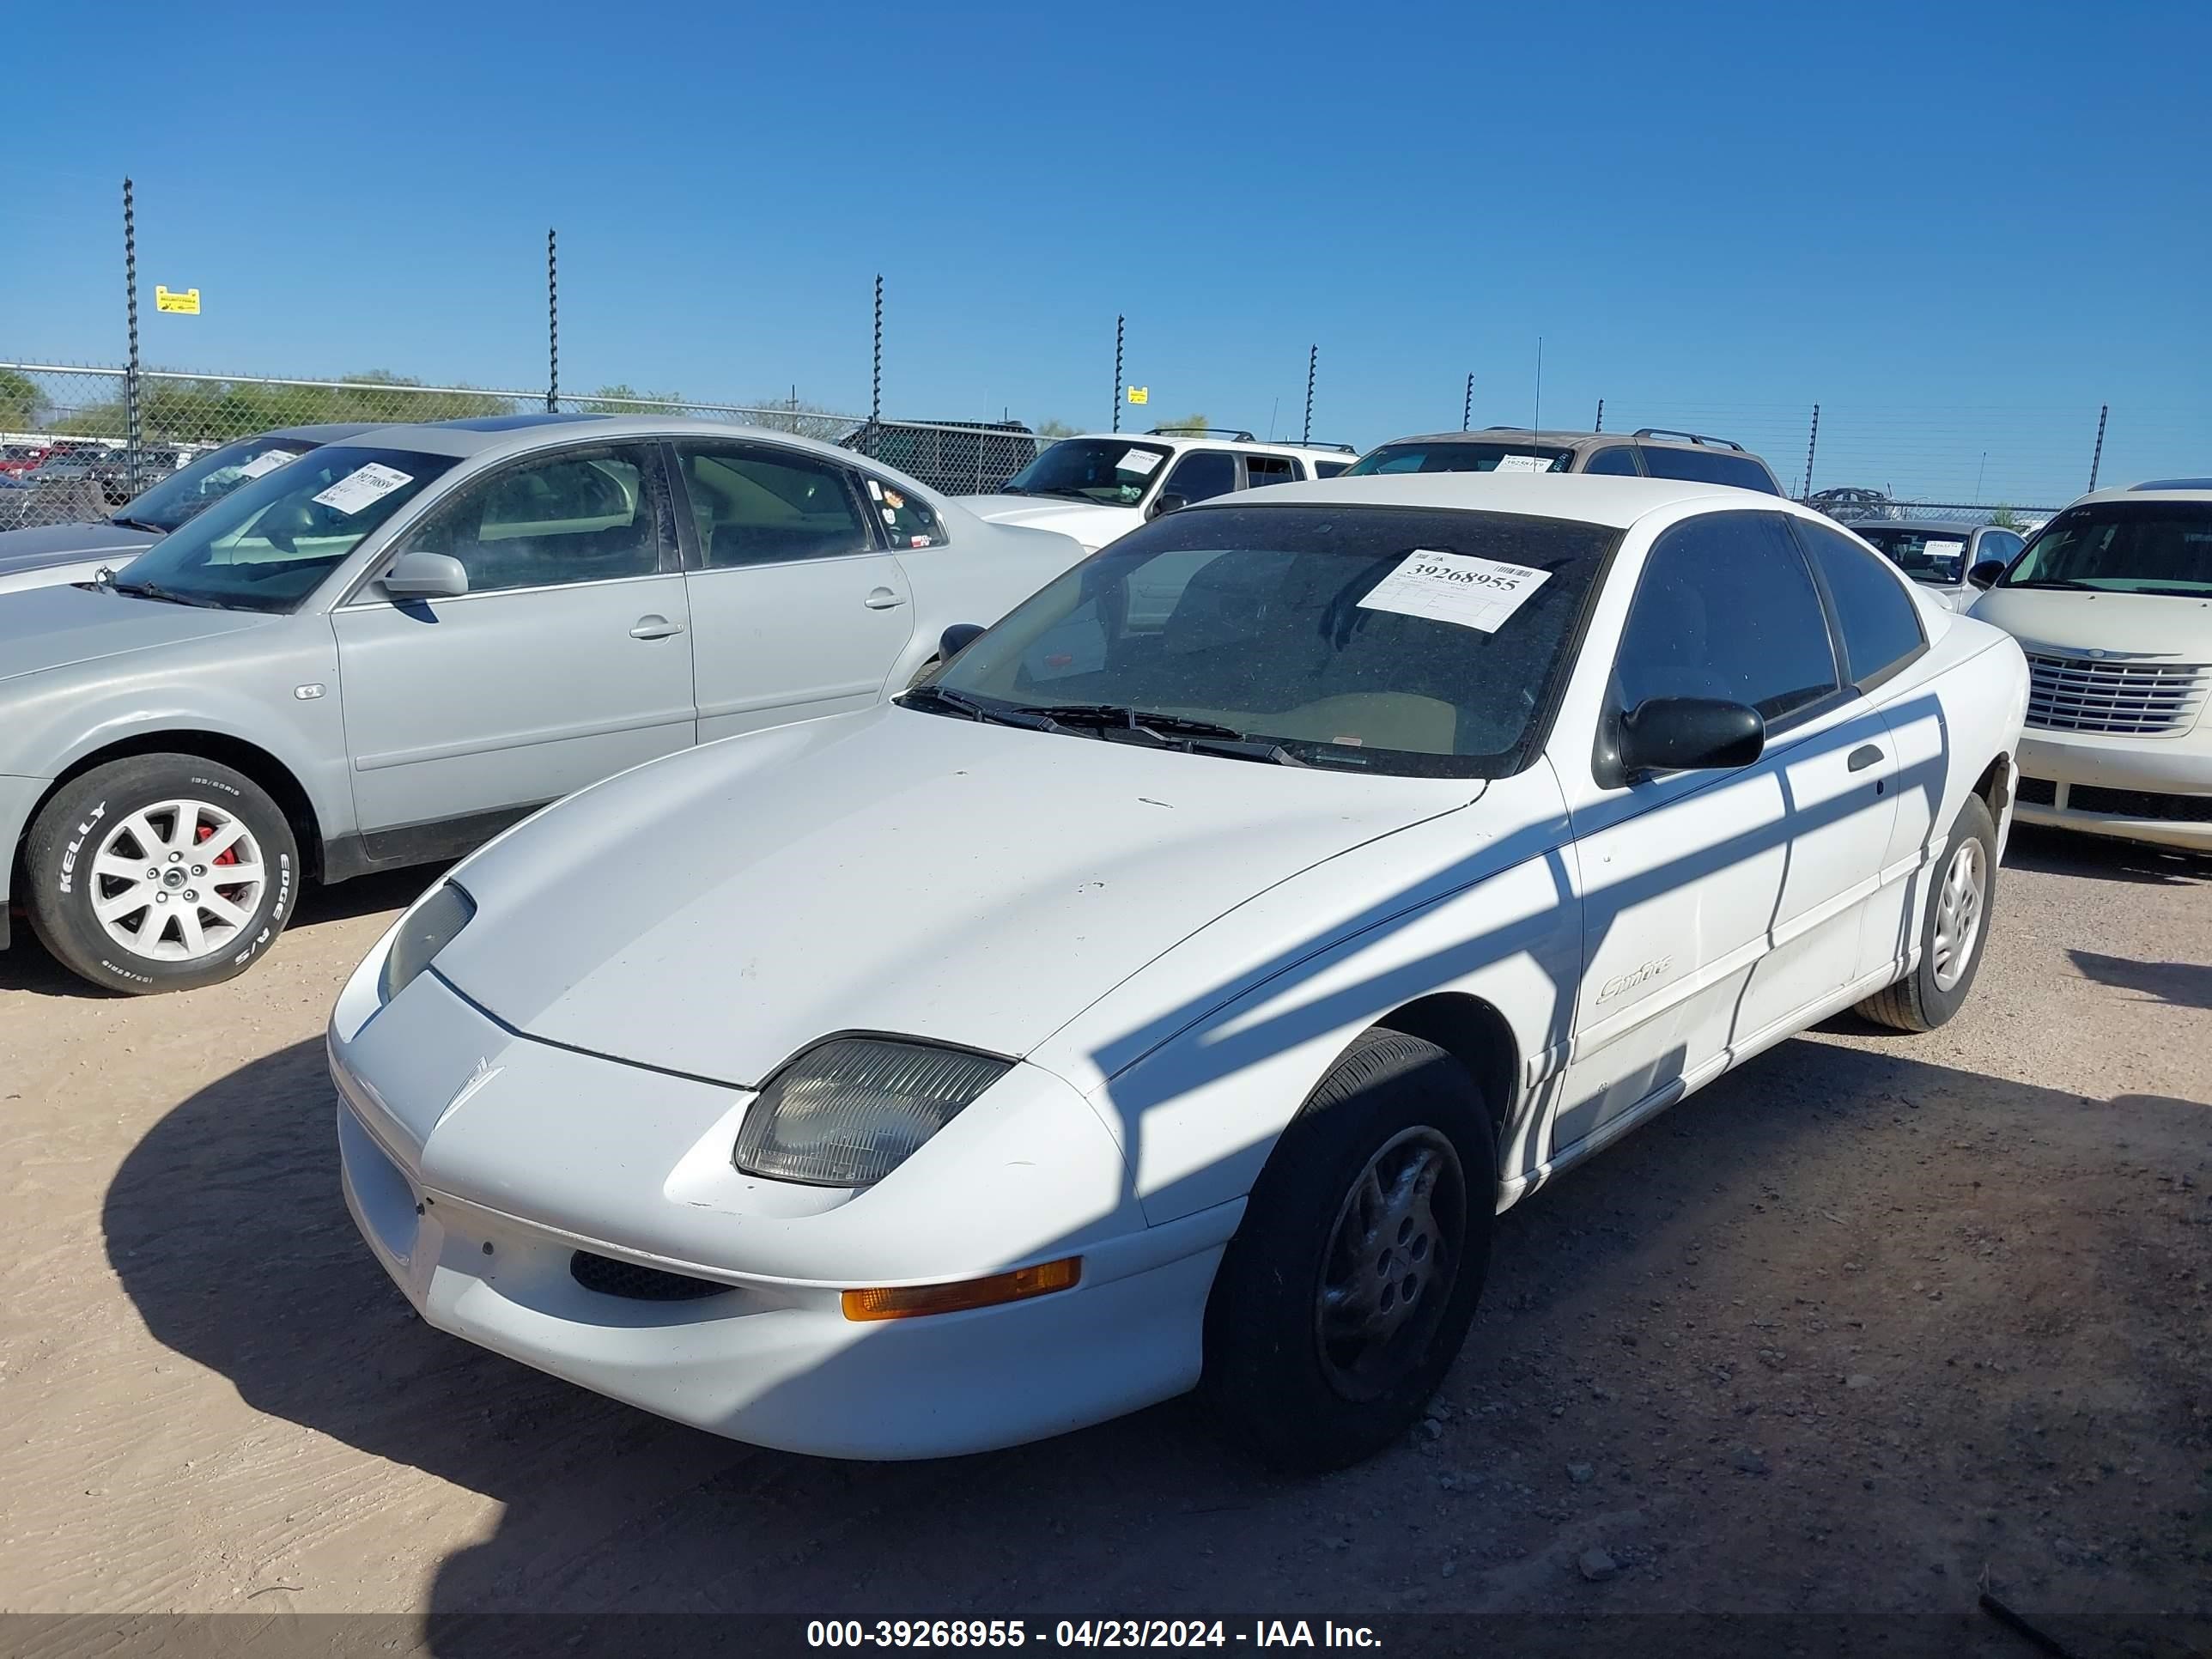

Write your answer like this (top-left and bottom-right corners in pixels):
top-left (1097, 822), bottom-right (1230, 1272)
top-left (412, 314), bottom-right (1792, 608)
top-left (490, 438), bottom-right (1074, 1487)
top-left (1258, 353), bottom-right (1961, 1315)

top-left (2067, 482), bottom-right (2212, 507)
top-left (1183, 470), bottom-right (1765, 529)
top-left (260, 422), bottom-right (381, 444)
top-left (1065, 430), bottom-right (1358, 460)
top-left (1371, 428), bottom-right (1748, 457)
top-left (332, 413), bottom-right (953, 494)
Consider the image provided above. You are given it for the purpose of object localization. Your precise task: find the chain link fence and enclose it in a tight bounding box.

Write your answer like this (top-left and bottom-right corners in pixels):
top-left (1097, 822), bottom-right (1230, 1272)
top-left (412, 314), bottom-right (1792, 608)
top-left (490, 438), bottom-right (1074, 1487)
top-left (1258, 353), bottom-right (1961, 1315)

top-left (0, 363), bottom-right (1054, 532)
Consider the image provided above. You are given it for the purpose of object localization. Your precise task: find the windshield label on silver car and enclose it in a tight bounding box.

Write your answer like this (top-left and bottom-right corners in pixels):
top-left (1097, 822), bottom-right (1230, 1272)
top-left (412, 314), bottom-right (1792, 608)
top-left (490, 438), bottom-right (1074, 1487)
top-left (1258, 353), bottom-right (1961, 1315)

top-left (313, 462), bottom-right (414, 515)
top-left (1358, 549), bottom-right (1552, 634)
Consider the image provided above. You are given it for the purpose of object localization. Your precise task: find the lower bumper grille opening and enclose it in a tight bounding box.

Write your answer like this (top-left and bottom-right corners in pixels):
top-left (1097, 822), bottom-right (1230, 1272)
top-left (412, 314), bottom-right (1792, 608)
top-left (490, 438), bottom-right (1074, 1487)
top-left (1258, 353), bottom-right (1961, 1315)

top-left (570, 1250), bottom-right (732, 1303)
top-left (2016, 775), bottom-right (2057, 806)
top-left (2066, 784), bottom-right (2212, 823)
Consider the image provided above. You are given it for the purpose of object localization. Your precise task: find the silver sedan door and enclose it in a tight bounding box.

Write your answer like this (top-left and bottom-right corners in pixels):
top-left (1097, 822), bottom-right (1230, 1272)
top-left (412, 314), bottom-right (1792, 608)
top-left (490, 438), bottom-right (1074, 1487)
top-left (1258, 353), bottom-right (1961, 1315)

top-left (331, 441), bottom-right (696, 854)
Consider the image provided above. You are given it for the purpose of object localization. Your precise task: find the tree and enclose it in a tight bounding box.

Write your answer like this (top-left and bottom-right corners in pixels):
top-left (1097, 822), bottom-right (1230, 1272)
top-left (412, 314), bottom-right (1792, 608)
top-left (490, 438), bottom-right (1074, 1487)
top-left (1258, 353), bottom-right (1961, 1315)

top-left (1153, 412), bottom-right (1210, 435)
top-left (586, 383), bottom-right (691, 416)
top-left (743, 392), bottom-right (855, 445)
top-left (0, 368), bottom-right (41, 433)
top-left (1036, 418), bottom-right (1077, 438)
top-left (1990, 505), bottom-right (2021, 530)
top-left (54, 369), bottom-right (515, 445)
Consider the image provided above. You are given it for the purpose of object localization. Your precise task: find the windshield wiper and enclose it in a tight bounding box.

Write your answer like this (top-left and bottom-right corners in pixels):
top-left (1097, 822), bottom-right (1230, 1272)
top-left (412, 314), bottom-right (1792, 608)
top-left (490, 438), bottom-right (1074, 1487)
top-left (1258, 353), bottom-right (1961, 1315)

top-left (897, 684), bottom-right (1068, 732)
top-left (108, 516), bottom-right (168, 534)
top-left (2003, 578), bottom-right (2100, 591)
top-left (997, 484), bottom-right (1027, 495)
top-left (1030, 487), bottom-right (1107, 504)
top-left (110, 579), bottom-right (217, 609)
top-left (1022, 704), bottom-right (1307, 765)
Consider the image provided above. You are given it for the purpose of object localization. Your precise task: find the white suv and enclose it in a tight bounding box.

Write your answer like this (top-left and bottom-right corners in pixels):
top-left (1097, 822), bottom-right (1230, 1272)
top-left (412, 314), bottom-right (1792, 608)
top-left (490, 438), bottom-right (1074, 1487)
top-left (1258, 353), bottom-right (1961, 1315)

top-left (960, 429), bottom-right (1357, 553)
top-left (1966, 480), bottom-right (2212, 852)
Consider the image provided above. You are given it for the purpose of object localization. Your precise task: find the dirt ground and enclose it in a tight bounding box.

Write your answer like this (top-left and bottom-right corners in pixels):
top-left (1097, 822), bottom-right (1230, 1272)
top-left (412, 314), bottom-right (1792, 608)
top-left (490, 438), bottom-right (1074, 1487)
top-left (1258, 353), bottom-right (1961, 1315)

top-left (0, 824), bottom-right (2206, 1647)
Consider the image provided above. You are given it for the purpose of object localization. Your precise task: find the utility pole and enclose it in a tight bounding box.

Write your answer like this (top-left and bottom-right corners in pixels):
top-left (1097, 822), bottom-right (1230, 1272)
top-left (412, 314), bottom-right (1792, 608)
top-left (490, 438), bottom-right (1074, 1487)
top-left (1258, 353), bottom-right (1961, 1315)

top-left (1303, 344), bottom-right (1316, 444)
top-left (545, 228), bottom-right (558, 412)
top-left (1801, 404), bottom-right (1820, 501)
top-left (1112, 314), bottom-right (1125, 434)
top-left (124, 177), bottom-right (141, 495)
top-left (2088, 404), bottom-right (2108, 491)
top-left (1533, 337), bottom-right (1542, 432)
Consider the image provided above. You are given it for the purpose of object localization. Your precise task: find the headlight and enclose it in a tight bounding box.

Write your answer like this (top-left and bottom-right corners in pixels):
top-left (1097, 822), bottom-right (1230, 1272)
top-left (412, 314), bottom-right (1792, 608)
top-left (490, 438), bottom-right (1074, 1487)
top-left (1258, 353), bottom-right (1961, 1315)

top-left (377, 882), bottom-right (477, 1004)
top-left (732, 1036), bottom-right (1012, 1188)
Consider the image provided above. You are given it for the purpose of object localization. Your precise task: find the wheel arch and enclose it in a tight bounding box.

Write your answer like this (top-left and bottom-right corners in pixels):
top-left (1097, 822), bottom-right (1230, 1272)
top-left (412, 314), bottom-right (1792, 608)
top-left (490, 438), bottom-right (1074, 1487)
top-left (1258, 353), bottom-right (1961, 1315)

top-left (1369, 991), bottom-right (1520, 1146)
top-left (17, 731), bottom-right (327, 887)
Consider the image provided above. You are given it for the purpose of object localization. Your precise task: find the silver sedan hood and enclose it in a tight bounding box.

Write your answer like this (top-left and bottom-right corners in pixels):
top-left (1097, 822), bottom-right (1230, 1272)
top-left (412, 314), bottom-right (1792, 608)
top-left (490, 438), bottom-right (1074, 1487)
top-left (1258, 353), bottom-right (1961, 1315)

top-left (433, 705), bottom-right (1472, 1085)
top-left (0, 580), bottom-right (270, 685)
top-left (0, 520), bottom-right (156, 580)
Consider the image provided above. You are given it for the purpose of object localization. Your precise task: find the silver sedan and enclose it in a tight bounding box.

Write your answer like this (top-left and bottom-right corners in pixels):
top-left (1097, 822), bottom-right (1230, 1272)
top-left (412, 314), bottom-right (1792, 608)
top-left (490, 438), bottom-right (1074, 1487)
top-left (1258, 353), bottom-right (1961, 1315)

top-left (0, 414), bottom-right (1087, 994)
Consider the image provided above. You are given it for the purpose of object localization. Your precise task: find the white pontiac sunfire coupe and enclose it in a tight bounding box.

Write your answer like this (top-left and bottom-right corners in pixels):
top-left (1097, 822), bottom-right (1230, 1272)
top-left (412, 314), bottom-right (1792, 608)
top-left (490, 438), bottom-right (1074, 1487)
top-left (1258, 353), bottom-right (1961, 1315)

top-left (331, 473), bottom-right (2029, 1470)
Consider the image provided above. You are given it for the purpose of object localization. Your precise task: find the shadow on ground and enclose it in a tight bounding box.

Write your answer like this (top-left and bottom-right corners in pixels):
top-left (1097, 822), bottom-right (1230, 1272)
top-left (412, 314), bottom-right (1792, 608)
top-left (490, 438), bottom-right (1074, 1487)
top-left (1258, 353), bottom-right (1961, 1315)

top-left (102, 1025), bottom-right (2212, 1648)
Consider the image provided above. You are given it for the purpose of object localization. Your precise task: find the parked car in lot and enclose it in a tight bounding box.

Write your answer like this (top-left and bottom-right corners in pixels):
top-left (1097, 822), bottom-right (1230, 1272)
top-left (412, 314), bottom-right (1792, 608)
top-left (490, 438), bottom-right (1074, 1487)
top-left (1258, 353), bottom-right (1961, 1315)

top-left (330, 472), bottom-right (2027, 1468)
top-left (959, 428), bottom-right (1359, 553)
top-left (1345, 427), bottom-right (1786, 495)
top-left (0, 424), bottom-right (374, 596)
top-left (1967, 480), bottom-right (2212, 852)
top-left (1808, 485), bottom-right (1893, 524)
top-left (0, 414), bottom-right (1086, 994)
top-left (1854, 519), bottom-right (2029, 612)
top-left (0, 442), bottom-right (52, 477)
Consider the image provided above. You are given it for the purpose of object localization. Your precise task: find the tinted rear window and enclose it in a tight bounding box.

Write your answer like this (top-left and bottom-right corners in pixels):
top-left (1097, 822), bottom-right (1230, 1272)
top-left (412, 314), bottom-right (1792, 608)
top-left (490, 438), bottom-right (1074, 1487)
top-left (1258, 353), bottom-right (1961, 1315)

top-left (1346, 442), bottom-right (1574, 477)
top-left (1635, 447), bottom-right (1781, 495)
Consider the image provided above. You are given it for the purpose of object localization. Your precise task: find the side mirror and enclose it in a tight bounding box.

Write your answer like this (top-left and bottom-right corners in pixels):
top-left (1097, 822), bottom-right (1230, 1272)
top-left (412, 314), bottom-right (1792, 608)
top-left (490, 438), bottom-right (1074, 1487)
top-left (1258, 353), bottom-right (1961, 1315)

top-left (1147, 492), bottom-right (1188, 520)
top-left (1967, 558), bottom-right (2007, 591)
top-left (382, 550), bottom-right (469, 600)
top-left (939, 623), bottom-right (986, 661)
top-left (1618, 697), bottom-right (1765, 778)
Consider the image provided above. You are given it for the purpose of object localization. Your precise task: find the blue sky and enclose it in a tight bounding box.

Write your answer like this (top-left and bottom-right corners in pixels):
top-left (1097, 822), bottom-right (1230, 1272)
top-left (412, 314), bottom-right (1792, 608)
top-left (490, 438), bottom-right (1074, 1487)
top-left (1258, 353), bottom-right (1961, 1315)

top-left (4, 0), bottom-right (2207, 504)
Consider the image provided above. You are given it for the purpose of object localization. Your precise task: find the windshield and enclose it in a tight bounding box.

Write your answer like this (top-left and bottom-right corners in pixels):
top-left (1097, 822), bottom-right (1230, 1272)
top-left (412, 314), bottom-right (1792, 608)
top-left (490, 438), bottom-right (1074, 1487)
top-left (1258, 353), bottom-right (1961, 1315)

top-left (920, 502), bottom-right (1618, 777)
top-left (106, 446), bottom-right (456, 612)
top-left (111, 434), bottom-right (326, 534)
top-left (1002, 439), bottom-right (1173, 505)
top-left (1343, 441), bottom-right (1574, 478)
top-left (1857, 526), bottom-right (1972, 585)
top-left (2000, 501), bottom-right (2212, 596)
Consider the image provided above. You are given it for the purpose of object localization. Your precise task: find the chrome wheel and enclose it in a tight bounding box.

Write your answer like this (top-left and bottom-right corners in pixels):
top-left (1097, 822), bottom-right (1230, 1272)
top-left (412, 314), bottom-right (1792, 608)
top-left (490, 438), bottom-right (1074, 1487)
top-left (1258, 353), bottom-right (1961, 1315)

top-left (87, 799), bottom-right (266, 963)
top-left (1930, 835), bottom-right (1987, 993)
top-left (1315, 1127), bottom-right (1466, 1401)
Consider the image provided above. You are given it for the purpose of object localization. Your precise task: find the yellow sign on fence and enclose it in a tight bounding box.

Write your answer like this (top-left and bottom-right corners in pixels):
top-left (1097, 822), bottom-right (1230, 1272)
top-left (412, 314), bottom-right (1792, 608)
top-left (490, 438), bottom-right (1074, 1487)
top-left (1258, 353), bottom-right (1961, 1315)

top-left (155, 286), bottom-right (201, 315)
top-left (1126, 386), bottom-right (1149, 405)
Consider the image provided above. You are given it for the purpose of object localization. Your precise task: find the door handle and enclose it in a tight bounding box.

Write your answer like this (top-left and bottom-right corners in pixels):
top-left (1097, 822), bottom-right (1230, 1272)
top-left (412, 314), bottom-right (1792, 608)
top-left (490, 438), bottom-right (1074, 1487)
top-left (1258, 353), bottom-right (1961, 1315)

top-left (864, 587), bottom-right (908, 610)
top-left (629, 616), bottom-right (686, 640)
top-left (1847, 743), bottom-right (1885, 773)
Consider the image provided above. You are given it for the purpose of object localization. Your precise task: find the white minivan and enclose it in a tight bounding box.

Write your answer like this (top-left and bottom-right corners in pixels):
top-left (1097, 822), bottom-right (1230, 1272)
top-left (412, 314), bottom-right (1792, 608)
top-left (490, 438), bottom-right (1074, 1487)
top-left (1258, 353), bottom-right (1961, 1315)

top-left (1967, 481), bottom-right (2212, 852)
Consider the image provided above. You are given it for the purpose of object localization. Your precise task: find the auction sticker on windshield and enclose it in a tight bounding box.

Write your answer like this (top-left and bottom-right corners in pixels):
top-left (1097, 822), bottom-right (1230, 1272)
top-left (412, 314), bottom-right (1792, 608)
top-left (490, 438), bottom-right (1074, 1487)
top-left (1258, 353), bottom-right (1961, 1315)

top-left (312, 463), bottom-right (414, 515)
top-left (1358, 549), bottom-right (1551, 633)
top-left (235, 449), bottom-right (298, 482)
top-left (1120, 448), bottom-right (1164, 476)
top-left (1492, 453), bottom-right (1553, 473)
top-left (1925, 539), bottom-right (1965, 560)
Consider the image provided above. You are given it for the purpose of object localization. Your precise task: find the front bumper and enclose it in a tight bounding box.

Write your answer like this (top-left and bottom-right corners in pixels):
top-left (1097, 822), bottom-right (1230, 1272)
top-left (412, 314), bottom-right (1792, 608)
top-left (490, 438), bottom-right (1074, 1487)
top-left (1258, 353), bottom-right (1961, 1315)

top-left (329, 943), bottom-right (1229, 1459)
top-left (2014, 726), bottom-right (2212, 853)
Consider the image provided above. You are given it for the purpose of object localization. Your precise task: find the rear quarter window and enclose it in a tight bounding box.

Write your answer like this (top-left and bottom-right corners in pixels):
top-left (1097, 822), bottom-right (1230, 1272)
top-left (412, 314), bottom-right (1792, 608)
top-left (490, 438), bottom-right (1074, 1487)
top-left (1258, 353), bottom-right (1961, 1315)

top-left (1636, 447), bottom-right (1782, 495)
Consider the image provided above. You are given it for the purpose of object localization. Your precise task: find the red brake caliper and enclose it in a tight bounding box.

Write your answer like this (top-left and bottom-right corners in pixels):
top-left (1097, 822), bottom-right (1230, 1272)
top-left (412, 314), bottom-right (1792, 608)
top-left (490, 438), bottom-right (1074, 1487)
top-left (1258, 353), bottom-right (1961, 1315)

top-left (194, 823), bottom-right (240, 870)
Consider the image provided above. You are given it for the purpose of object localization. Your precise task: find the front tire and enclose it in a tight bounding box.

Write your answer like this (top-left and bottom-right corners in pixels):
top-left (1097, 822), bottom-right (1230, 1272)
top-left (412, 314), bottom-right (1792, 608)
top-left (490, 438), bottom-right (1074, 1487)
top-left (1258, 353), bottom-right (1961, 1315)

top-left (1200, 1030), bottom-right (1496, 1471)
top-left (23, 754), bottom-right (300, 995)
top-left (1856, 792), bottom-right (1997, 1032)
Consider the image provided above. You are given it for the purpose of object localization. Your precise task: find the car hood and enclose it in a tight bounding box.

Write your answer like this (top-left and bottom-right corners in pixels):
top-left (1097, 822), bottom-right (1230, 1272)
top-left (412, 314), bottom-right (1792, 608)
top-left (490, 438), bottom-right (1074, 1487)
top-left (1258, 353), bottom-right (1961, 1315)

top-left (0, 520), bottom-right (155, 580)
top-left (433, 704), bottom-right (1474, 1085)
top-left (953, 495), bottom-right (1142, 550)
top-left (0, 580), bottom-right (271, 684)
top-left (1968, 587), bottom-right (2212, 658)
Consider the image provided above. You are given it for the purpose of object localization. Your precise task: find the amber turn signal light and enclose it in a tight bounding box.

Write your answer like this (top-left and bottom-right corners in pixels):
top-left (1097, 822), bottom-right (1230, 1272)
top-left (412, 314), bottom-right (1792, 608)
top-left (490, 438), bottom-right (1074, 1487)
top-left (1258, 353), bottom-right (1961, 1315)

top-left (841, 1256), bottom-right (1082, 1322)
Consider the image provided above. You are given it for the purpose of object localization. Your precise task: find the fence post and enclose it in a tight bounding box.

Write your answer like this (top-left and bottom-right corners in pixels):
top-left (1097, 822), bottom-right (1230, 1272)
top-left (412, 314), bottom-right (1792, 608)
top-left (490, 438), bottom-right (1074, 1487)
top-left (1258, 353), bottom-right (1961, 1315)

top-left (1303, 344), bottom-right (1316, 444)
top-left (1594, 398), bottom-right (1604, 434)
top-left (545, 228), bottom-right (558, 413)
top-left (1800, 404), bottom-right (1820, 501)
top-left (872, 275), bottom-right (884, 443)
top-left (1462, 373), bottom-right (1473, 432)
top-left (2087, 404), bottom-right (2107, 491)
top-left (123, 177), bottom-right (141, 495)
top-left (1112, 315), bottom-right (1124, 434)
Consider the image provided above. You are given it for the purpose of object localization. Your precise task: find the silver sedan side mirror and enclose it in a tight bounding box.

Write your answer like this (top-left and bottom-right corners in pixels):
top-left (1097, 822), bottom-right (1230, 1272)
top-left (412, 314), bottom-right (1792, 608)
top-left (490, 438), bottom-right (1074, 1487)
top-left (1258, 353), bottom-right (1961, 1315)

top-left (382, 550), bottom-right (469, 600)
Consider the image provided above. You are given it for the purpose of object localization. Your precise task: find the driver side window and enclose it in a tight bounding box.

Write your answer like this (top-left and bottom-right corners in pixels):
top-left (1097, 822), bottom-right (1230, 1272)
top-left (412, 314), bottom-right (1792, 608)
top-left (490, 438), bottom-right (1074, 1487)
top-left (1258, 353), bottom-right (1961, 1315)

top-left (403, 445), bottom-right (666, 594)
top-left (1613, 512), bottom-right (1842, 726)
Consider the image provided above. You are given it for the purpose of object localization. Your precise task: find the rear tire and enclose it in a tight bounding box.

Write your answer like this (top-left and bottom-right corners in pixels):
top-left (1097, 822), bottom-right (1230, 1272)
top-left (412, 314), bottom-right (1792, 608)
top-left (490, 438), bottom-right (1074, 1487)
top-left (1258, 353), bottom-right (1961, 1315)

top-left (23, 754), bottom-right (300, 996)
top-left (1200, 1030), bottom-right (1496, 1471)
top-left (1856, 793), bottom-right (1997, 1033)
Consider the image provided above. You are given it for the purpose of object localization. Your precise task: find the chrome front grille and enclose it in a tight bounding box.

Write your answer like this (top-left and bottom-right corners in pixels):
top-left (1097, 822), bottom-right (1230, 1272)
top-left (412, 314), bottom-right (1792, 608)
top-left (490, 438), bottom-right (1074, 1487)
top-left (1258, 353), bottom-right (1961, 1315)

top-left (2024, 652), bottom-right (2208, 736)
